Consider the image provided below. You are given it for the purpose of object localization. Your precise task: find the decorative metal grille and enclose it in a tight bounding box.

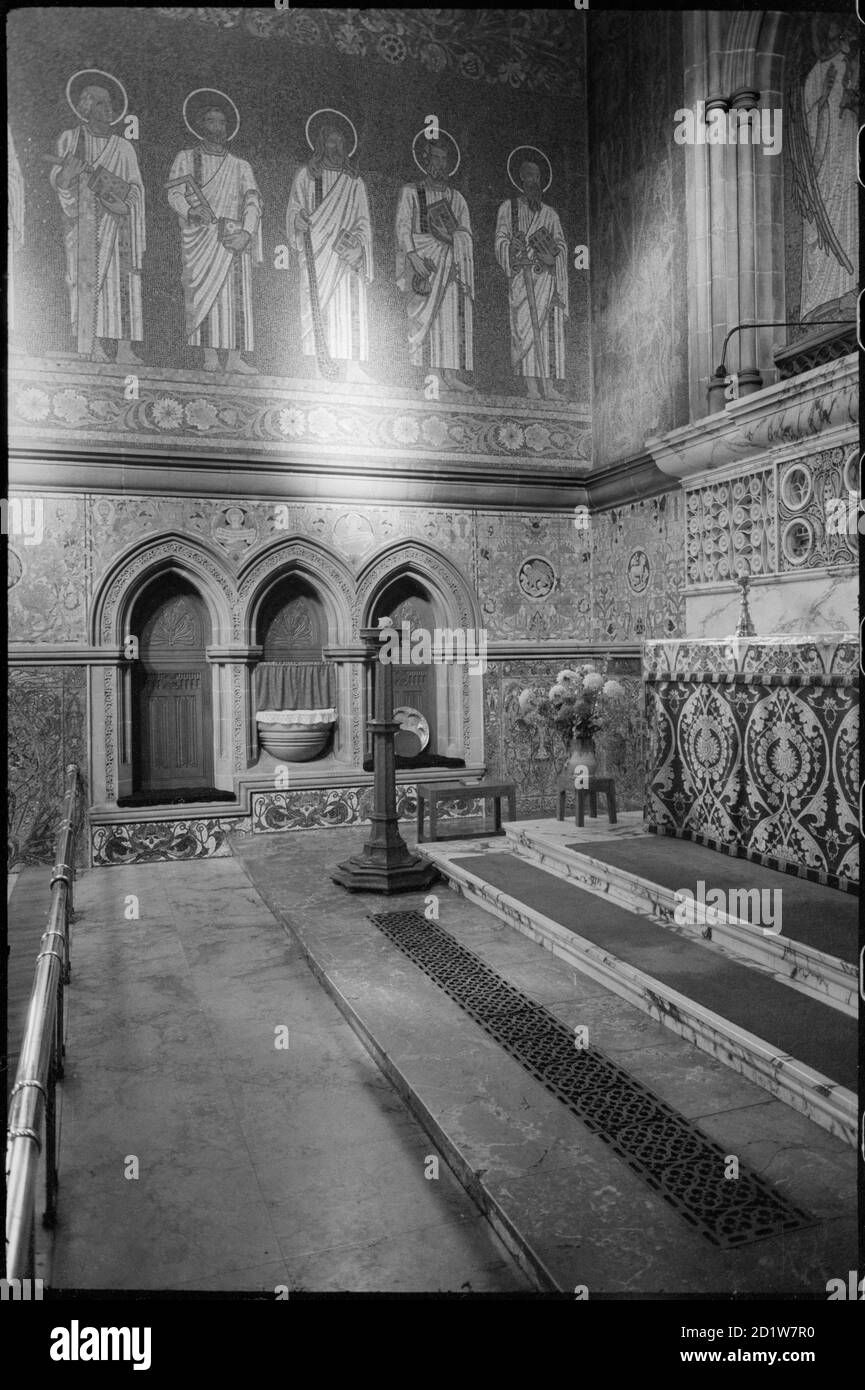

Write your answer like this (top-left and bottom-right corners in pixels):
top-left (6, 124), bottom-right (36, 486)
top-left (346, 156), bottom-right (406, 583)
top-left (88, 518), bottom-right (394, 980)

top-left (370, 909), bottom-right (812, 1249)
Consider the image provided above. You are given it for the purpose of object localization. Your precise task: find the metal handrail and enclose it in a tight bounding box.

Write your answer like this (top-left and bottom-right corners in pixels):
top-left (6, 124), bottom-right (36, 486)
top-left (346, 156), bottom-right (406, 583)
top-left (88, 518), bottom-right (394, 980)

top-left (5, 764), bottom-right (81, 1279)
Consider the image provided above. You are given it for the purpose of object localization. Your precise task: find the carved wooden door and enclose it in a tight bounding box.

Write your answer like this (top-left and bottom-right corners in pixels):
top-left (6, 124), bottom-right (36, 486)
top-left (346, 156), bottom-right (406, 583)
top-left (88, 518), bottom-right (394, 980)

top-left (133, 584), bottom-right (212, 792)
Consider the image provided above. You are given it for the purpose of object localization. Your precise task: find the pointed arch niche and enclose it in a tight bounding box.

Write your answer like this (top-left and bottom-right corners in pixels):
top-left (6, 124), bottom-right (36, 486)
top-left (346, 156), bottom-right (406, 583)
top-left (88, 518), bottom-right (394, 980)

top-left (89, 534), bottom-right (238, 803)
top-left (357, 542), bottom-right (485, 766)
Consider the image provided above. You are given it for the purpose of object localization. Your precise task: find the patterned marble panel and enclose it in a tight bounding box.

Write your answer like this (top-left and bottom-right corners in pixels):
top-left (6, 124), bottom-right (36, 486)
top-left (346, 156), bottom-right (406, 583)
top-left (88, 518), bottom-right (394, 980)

top-left (91, 816), bottom-right (250, 867)
top-left (646, 649), bottom-right (858, 887)
top-left (7, 495), bottom-right (88, 643)
top-left (590, 492), bottom-right (685, 640)
top-left (8, 666), bottom-right (87, 868)
top-left (250, 784), bottom-right (481, 834)
top-left (476, 513), bottom-right (592, 642)
top-left (483, 659), bottom-right (646, 816)
top-left (87, 495), bottom-right (476, 581)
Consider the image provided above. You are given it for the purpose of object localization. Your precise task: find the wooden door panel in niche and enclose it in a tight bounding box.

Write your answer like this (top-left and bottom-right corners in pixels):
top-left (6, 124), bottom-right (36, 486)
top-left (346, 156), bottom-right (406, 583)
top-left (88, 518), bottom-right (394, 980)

top-left (133, 580), bottom-right (212, 792)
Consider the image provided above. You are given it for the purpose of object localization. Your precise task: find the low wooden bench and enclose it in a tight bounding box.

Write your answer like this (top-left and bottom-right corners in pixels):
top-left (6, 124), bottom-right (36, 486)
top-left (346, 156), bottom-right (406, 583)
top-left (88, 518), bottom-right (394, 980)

top-left (416, 780), bottom-right (517, 843)
top-left (556, 773), bottom-right (617, 828)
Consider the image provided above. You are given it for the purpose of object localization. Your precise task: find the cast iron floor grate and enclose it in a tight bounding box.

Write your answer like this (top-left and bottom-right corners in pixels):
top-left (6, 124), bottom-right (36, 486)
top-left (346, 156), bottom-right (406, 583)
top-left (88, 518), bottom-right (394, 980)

top-left (369, 909), bottom-right (813, 1249)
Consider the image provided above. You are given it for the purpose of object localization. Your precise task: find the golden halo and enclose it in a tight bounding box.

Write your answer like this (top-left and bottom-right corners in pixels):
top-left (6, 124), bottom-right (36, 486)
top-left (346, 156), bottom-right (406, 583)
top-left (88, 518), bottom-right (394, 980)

top-left (305, 108), bottom-right (358, 159)
top-left (66, 69), bottom-right (128, 125)
top-left (183, 88), bottom-right (240, 143)
top-left (507, 145), bottom-right (552, 194)
top-left (412, 126), bottom-right (461, 178)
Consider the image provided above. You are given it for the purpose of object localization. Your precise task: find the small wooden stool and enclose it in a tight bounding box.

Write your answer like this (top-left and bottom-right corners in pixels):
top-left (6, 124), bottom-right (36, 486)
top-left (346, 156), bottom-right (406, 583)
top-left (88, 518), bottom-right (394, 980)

top-left (556, 774), bottom-right (617, 828)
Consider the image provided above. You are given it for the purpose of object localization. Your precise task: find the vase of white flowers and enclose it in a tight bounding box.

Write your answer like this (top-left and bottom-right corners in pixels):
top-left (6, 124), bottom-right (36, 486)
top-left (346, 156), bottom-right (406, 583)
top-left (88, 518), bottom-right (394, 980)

top-left (517, 665), bottom-right (627, 777)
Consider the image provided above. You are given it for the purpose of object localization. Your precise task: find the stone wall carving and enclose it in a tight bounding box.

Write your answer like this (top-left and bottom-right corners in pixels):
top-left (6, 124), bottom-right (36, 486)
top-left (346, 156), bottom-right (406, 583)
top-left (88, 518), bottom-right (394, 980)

top-left (683, 447), bottom-right (857, 588)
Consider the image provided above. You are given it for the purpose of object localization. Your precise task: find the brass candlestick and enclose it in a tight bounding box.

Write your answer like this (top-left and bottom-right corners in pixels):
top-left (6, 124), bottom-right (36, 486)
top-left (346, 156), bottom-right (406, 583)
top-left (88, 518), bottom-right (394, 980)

top-left (734, 573), bottom-right (756, 637)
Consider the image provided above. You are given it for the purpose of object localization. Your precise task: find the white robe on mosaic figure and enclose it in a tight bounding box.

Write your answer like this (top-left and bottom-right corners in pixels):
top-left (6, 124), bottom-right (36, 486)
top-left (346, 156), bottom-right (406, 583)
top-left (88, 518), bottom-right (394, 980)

top-left (395, 176), bottom-right (474, 377)
top-left (51, 116), bottom-right (145, 354)
top-left (495, 195), bottom-right (567, 381)
top-left (167, 148), bottom-right (263, 351)
top-left (286, 159), bottom-right (373, 367)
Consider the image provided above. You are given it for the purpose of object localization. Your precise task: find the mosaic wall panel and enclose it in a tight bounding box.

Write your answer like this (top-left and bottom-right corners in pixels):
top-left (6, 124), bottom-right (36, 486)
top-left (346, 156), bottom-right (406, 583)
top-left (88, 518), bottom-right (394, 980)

top-left (7, 496), bottom-right (88, 644)
top-left (9, 666), bottom-right (87, 869)
top-left (645, 638), bottom-right (858, 888)
top-left (483, 659), bottom-right (646, 817)
top-left (588, 10), bottom-right (689, 467)
top-left (8, 6), bottom-right (590, 404)
top-left (10, 370), bottom-right (590, 473)
top-left (91, 816), bottom-right (251, 867)
top-left (590, 492), bottom-right (685, 640)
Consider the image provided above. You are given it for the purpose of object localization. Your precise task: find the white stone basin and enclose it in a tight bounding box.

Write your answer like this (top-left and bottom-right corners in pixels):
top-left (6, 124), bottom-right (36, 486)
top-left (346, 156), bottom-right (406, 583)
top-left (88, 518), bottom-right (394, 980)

top-left (256, 709), bottom-right (336, 762)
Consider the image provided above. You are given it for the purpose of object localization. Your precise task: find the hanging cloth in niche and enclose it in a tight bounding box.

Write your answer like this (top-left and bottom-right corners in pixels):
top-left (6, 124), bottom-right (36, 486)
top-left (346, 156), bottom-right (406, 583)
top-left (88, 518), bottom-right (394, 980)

top-left (254, 661), bottom-right (335, 711)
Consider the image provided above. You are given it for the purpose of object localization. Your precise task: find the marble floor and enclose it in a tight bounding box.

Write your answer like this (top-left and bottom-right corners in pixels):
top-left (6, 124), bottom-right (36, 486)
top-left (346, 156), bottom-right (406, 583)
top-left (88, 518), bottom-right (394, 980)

top-left (17, 820), bottom-right (856, 1296)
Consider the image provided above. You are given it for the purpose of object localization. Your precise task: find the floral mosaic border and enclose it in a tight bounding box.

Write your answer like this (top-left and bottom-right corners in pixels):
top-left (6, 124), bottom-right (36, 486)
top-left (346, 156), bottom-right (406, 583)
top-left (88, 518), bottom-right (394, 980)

top-left (152, 7), bottom-right (583, 95)
top-left (11, 367), bottom-right (591, 471)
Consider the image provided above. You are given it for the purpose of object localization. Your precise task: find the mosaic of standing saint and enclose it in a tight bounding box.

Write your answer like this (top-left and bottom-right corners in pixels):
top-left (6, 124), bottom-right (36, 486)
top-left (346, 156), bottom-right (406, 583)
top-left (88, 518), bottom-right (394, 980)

top-left (48, 70), bottom-right (145, 364)
top-left (395, 129), bottom-right (474, 393)
top-left (494, 146), bottom-right (567, 399)
top-left (286, 109), bottom-right (374, 383)
top-left (167, 90), bottom-right (263, 374)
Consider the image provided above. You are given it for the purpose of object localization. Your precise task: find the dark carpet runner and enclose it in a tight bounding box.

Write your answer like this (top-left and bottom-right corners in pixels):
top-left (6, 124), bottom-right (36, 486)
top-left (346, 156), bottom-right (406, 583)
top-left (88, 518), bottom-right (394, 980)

top-left (452, 854), bottom-right (856, 1090)
top-left (565, 836), bottom-right (857, 962)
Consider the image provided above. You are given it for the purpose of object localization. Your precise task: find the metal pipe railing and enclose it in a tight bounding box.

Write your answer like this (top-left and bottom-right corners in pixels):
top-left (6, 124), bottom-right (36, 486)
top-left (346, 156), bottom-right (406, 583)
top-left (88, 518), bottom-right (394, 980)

top-left (5, 764), bottom-right (81, 1279)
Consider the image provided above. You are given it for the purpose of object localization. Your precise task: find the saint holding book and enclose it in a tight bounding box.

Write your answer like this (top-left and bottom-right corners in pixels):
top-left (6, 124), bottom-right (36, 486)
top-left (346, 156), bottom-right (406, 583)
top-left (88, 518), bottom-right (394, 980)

top-left (286, 110), bottom-right (374, 383)
top-left (395, 130), bottom-right (474, 392)
top-left (167, 90), bottom-right (262, 374)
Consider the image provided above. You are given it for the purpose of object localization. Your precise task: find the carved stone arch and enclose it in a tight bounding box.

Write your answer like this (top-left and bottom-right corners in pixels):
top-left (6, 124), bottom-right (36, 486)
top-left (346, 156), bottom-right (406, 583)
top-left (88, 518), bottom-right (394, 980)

top-left (355, 541), bottom-right (484, 764)
top-left (237, 537), bottom-right (355, 646)
top-left (355, 540), bottom-right (482, 635)
top-left (91, 532), bottom-right (236, 647)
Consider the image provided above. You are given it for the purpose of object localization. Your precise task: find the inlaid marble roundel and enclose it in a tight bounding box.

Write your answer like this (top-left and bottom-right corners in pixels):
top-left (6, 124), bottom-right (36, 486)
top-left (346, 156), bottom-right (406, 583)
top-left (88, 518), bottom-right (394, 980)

top-left (780, 464), bottom-right (811, 511)
top-left (781, 518), bottom-right (814, 566)
top-left (8, 548), bottom-right (22, 589)
top-left (517, 556), bottom-right (556, 599)
top-left (626, 548), bottom-right (650, 593)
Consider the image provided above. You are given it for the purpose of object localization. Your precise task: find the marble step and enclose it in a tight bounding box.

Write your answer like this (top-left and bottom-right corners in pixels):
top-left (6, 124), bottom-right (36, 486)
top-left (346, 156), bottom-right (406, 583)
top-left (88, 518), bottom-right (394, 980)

top-left (418, 841), bottom-right (857, 1148)
top-left (503, 825), bottom-right (857, 1017)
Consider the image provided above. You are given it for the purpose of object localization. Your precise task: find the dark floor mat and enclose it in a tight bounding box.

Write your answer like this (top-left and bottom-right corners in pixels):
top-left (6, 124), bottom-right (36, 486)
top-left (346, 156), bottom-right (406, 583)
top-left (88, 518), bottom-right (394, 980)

top-left (117, 787), bottom-right (237, 807)
top-left (565, 837), bottom-right (857, 962)
top-left (453, 853), bottom-right (857, 1091)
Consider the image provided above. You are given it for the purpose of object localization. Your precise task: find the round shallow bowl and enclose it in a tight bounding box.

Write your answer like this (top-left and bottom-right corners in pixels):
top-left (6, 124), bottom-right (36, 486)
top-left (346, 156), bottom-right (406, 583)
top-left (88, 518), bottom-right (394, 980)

top-left (258, 722), bottom-right (333, 762)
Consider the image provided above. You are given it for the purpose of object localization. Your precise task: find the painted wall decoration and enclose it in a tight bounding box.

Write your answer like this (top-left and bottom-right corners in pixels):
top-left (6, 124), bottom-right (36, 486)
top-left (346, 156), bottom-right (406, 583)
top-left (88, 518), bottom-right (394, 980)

top-left (589, 493), bottom-right (685, 641)
top-left (8, 667), bottom-right (87, 869)
top-left (6, 496), bottom-right (89, 645)
top-left (645, 636), bottom-right (858, 888)
top-left (8, 6), bottom-right (589, 403)
top-left (588, 10), bottom-right (688, 467)
top-left (785, 13), bottom-right (859, 328)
